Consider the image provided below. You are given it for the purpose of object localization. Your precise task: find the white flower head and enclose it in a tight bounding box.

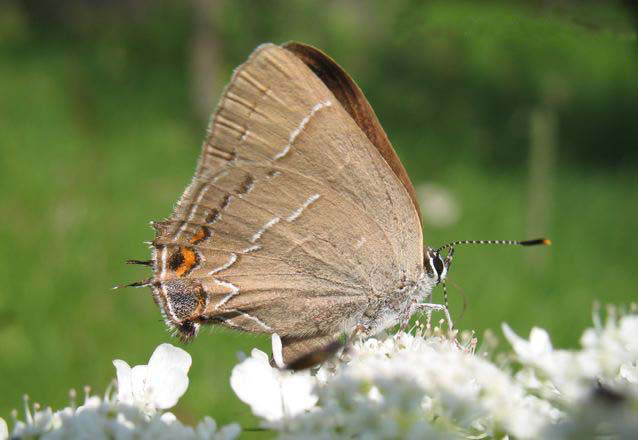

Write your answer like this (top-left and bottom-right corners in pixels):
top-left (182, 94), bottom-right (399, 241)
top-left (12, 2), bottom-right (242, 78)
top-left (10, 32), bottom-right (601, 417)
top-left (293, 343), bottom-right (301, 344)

top-left (6, 345), bottom-right (239, 439)
top-left (113, 343), bottom-right (192, 415)
top-left (232, 327), bottom-right (565, 438)
top-left (0, 417), bottom-right (8, 440)
top-left (7, 389), bottom-right (240, 440)
top-left (504, 309), bottom-right (638, 406)
top-left (230, 334), bottom-right (318, 422)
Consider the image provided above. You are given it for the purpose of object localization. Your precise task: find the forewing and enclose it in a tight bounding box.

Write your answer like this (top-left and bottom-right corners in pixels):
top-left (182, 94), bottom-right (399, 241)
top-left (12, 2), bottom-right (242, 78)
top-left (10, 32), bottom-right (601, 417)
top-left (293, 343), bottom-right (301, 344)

top-left (150, 44), bottom-right (423, 346)
top-left (283, 42), bottom-right (422, 225)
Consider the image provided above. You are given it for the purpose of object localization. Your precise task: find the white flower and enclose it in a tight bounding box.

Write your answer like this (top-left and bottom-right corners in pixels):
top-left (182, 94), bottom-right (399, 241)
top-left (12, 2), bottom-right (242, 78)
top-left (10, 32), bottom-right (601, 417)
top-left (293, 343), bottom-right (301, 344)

top-left (113, 343), bottom-right (192, 415)
top-left (233, 328), bottom-right (559, 438)
top-left (6, 307), bottom-right (638, 438)
top-left (504, 310), bottom-right (638, 405)
top-left (502, 324), bottom-right (553, 361)
top-left (5, 347), bottom-right (240, 440)
top-left (229, 309), bottom-right (638, 437)
top-left (230, 334), bottom-right (318, 422)
top-left (0, 417), bottom-right (8, 440)
top-left (7, 395), bottom-right (240, 439)
top-left (619, 363), bottom-right (638, 384)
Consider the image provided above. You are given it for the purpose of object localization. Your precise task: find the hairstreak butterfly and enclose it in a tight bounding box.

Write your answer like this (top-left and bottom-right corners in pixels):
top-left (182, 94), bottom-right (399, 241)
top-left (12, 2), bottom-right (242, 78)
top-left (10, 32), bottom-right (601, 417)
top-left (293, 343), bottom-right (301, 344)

top-left (126, 42), bottom-right (549, 366)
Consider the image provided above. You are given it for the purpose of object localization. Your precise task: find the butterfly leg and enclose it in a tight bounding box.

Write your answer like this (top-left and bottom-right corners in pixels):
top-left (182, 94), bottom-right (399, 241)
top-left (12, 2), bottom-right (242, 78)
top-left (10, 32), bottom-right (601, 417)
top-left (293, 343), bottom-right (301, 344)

top-left (414, 302), bottom-right (454, 331)
top-left (400, 301), bottom-right (422, 330)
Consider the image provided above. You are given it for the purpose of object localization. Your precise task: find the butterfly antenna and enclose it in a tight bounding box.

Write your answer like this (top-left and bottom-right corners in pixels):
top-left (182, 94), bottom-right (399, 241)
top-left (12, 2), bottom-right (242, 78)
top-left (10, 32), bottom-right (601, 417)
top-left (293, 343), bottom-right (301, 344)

top-left (436, 238), bottom-right (551, 253)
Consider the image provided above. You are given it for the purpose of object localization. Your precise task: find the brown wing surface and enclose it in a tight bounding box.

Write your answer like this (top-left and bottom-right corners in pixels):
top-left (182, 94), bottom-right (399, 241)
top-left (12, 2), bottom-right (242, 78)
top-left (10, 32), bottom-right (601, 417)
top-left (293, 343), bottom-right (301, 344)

top-left (150, 44), bottom-right (423, 362)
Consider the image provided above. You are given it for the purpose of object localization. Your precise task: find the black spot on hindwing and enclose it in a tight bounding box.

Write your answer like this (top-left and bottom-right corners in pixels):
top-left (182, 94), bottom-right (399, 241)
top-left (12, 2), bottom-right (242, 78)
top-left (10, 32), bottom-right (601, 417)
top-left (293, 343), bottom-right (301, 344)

top-left (168, 251), bottom-right (184, 271)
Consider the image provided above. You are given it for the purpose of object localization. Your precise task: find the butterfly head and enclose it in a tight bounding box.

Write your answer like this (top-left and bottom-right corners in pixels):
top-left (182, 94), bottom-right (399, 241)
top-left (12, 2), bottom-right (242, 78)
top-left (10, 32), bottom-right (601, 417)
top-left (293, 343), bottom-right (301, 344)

top-left (424, 247), bottom-right (451, 285)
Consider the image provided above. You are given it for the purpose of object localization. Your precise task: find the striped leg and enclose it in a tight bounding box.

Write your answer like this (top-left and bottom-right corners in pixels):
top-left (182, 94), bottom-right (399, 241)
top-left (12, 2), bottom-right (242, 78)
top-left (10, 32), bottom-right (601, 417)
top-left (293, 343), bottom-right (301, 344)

top-left (415, 302), bottom-right (454, 331)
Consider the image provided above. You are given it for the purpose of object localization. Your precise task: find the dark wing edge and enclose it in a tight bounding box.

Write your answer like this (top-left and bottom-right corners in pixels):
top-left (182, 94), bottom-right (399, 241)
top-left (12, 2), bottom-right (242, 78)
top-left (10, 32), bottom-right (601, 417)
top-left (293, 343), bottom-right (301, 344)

top-left (283, 41), bottom-right (423, 225)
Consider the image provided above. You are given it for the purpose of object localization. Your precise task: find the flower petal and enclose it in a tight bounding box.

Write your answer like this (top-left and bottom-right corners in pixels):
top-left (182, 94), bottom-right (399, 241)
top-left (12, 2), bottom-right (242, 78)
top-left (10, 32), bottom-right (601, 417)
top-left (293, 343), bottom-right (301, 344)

top-left (143, 344), bottom-right (191, 410)
top-left (280, 372), bottom-right (318, 416)
top-left (230, 350), bottom-right (284, 421)
top-left (217, 422), bottom-right (242, 440)
top-left (620, 363), bottom-right (638, 384)
top-left (159, 412), bottom-right (177, 424)
top-left (112, 359), bottom-right (133, 405)
top-left (195, 415), bottom-right (217, 437)
top-left (149, 368), bottom-right (190, 410)
top-left (529, 327), bottom-right (553, 355)
top-left (502, 323), bottom-right (533, 360)
top-left (0, 417), bottom-right (8, 440)
top-left (272, 334), bottom-right (285, 369)
top-left (148, 343), bottom-right (192, 377)
top-left (131, 364), bottom-right (149, 404)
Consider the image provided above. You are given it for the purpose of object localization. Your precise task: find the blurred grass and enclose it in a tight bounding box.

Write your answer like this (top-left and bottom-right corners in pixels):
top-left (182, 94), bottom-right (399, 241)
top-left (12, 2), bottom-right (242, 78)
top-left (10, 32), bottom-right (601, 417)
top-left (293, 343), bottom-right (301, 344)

top-left (1, 0), bottom-right (637, 431)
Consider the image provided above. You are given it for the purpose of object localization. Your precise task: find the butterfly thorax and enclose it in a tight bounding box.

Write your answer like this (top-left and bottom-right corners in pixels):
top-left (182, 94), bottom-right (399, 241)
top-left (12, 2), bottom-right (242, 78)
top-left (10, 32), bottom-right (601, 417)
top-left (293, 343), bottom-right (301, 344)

top-left (358, 270), bottom-right (437, 335)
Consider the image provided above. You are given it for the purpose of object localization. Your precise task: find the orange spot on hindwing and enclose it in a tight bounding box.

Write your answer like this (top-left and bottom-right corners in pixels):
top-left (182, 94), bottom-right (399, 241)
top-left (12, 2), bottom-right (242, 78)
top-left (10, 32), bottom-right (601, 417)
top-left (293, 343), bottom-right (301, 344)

top-left (189, 226), bottom-right (210, 245)
top-left (168, 246), bottom-right (199, 277)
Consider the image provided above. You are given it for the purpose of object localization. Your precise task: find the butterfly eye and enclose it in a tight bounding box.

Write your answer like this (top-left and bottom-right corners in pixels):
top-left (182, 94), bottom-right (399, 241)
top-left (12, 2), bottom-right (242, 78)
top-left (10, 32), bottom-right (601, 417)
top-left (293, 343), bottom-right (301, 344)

top-left (425, 249), bottom-right (447, 283)
top-left (432, 255), bottom-right (445, 278)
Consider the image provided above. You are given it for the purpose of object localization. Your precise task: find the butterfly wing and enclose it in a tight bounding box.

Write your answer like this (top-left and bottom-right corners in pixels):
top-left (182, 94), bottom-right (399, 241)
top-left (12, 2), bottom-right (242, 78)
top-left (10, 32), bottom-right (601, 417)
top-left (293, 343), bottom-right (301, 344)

top-left (149, 44), bottom-right (423, 362)
top-left (283, 42), bottom-right (422, 225)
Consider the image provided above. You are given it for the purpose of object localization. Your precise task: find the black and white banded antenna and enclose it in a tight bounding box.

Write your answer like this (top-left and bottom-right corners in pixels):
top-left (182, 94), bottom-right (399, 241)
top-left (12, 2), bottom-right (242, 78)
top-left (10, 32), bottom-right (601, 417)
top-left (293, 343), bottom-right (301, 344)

top-left (436, 238), bottom-right (551, 253)
top-left (434, 238), bottom-right (550, 330)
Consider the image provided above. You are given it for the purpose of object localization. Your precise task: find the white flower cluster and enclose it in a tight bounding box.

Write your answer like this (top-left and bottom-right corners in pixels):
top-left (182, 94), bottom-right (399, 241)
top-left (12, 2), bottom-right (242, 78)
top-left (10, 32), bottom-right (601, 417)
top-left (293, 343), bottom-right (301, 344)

top-left (3, 307), bottom-right (637, 439)
top-left (505, 305), bottom-right (638, 439)
top-left (231, 307), bottom-right (638, 439)
top-left (1, 344), bottom-right (240, 440)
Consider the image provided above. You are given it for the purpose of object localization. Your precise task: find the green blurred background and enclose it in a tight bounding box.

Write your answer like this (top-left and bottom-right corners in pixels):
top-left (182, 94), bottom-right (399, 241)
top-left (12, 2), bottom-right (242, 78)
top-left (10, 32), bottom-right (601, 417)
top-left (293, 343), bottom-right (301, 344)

top-left (1, 0), bottom-right (637, 431)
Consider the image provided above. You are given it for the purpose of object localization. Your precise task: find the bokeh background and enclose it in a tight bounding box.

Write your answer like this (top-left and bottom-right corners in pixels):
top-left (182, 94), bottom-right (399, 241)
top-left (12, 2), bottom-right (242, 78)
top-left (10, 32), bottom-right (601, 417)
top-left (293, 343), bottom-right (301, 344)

top-left (1, 0), bottom-right (637, 432)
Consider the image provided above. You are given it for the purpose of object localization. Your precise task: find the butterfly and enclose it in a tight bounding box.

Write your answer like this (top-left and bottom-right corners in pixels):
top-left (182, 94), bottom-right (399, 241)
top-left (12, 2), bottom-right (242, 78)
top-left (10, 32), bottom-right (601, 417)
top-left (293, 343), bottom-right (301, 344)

top-left (127, 42), bottom-right (548, 367)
